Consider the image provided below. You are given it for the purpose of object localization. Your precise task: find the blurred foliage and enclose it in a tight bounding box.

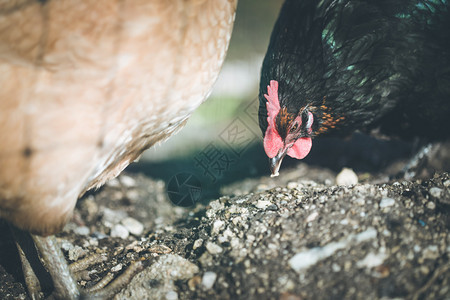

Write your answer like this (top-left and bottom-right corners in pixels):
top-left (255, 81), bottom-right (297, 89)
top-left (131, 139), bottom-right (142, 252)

top-left (227, 0), bottom-right (284, 60)
top-left (142, 1), bottom-right (282, 161)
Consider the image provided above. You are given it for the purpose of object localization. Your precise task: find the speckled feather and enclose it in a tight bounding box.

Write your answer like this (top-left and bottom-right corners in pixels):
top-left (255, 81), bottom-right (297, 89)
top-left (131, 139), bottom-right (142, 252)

top-left (0, 0), bottom-right (237, 235)
top-left (259, 0), bottom-right (450, 140)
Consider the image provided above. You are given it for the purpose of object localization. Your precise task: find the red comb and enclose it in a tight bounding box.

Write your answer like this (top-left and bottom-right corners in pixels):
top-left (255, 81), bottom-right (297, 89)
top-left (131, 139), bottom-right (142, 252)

top-left (264, 80), bottom-right (280, 121)
top-left (263, 80), bottom-right (283, 158)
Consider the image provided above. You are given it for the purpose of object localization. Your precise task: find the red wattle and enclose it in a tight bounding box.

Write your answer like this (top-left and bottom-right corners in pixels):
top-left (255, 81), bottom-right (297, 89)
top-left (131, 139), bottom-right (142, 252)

top-left (264, 126), bottom-right (283, 158)
top-left (287, 137), bottom-right (312, 159)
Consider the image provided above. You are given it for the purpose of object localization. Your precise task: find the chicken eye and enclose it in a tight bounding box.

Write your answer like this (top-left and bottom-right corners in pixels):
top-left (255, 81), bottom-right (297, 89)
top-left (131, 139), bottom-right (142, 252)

top-left (290, 123), bottom-right (298, 133)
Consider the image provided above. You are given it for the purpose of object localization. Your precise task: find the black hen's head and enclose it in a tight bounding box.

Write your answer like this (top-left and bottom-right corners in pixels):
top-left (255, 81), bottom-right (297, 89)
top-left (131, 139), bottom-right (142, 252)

top-left (258, 0), bottom-right (347, 176)
top-left (258, 0), bottom-right (441, 176)
top-left (259, 80), bottom-right (315, 177)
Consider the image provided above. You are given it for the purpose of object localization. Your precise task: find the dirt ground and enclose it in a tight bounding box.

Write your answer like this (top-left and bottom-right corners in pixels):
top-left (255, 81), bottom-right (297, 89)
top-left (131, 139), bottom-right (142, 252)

top-left (0, 140), bottom-right (449, 300)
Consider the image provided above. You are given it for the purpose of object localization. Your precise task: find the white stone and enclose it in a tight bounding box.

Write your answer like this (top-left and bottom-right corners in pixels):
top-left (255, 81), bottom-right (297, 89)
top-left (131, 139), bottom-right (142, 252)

top-left (74, 226), bottom-right (90, 236)
top-left (102, 208), bottom-right (127, 224)
top-left (110, 224), bottom-right (129, 239)
top-left (193, 239), bottom-right (203, 250)
top-left (429, 187), bottom-right (443, 198)
top-left (305, 211), bottom-right (319, 223)
top-left (206, 242), bottom-right (223, 254)
top-left (256, 200), bottom-right (272, 210)
top-left (289, 227), bottom-right (377, 273)
top-left (201, 271), bottom-right (217, 289)
top-left (121, 217), bottom-right (144, 236)
top-left (165, 290), bottom-right (178, 300)
top-left (212, 220), bottom-right (225, 234)
top-left (356, 252), bottom-right (387, 268)
top-left (336, 168), bottom-right (358, 186)
top-left (379, 197), bottom-right (395, 208)
top-left (111, 263), bottom-right (123, 272)
top-left (120, 175), bottom-right (137, 187)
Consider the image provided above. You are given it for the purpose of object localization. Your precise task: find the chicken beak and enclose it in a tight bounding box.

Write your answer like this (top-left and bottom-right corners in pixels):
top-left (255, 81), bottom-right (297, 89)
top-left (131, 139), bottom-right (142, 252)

top-left (269, 148), bottom-right (288, 177)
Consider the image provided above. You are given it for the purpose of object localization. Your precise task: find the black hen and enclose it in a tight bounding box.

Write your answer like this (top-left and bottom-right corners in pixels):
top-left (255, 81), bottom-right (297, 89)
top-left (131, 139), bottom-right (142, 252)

top-left (258, 0), bottom-right (450, 176)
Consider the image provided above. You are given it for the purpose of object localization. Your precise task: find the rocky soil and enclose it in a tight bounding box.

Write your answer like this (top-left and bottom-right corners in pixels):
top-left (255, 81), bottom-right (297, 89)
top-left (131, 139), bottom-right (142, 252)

top-left (0, 152), bottom-right (449, 300)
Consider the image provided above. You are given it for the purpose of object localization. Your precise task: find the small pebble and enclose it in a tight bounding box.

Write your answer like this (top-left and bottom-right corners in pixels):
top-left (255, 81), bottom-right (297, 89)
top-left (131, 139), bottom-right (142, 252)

top-left (206, 242), bottom-right (223, 254)
top-left (73, 226), bottom-right (90, 236)
top-left (102, 208), bottom-right (127, 224)
top-left (60, 240), bottom-right (75, 252)
top-left (420, 265), bottom-right (430, 275)
top-left (121, 217), bottom-right (144, 236)
top-left (287, 182), bottom-right (298, 189)
top-left (331, 263), bottom-right (341, 272)
top-left (305, 211), bottom-right (319, 223)
top-left (422, 245), bottom-right (439, 260)
top-left (107, 178), bottom-right (121, 187)
top-left (356, 252), bottom-right (387, 268)
top-left (165, 290), bottom-right (178, 300)
top-left (354, 198), bottom-right (365, 206)
top-left (92, 232), bottom-right (108, 239)
top-left (87, 237), bottom-right (99, 247)
top-left (193, 239), bottom-right (204, 250)
top-left (212, 220), bottom-right (225, 234)
top-left (110, 224), bottom-right (129, 239)
top-left (340, 219), bottom-right (349, 225)
top-left (201, 271), bottom-right (217, 289)
top-left (336, 168), bottom-right (358, 186)
top-left (426, 201), bottom-right (436, 210)
top-left (126, 190), bottom-right (140, 202)
top-left (267, 204), bottom-right (279, 211)
top-left (209, 200), bottom-right (225, 212)
top-left (379, 197), bottom-right (395, 208)
top-left (111, 263), bottom-right (123, 272)
top-left (256, 200), bottom-right (272, 210)
top-left (120, 175), bottom-right (137, 187)
top-left (68, 246), bottom-right (87, 261)
top-left (429, 187), bottom-right (443, 198)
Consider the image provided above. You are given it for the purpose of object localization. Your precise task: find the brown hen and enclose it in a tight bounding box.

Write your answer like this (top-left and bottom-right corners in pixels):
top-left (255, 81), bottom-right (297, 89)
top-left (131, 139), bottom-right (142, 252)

top-left (0, 0), bottom-right (237, 298)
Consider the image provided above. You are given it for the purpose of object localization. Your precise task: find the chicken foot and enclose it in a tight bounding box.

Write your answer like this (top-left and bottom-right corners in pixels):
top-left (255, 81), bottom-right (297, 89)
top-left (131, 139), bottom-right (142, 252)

top-left (11, 226), bottom-right (143, 299)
